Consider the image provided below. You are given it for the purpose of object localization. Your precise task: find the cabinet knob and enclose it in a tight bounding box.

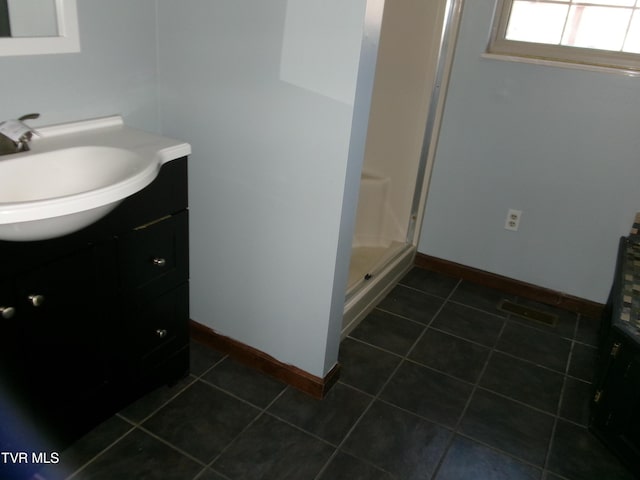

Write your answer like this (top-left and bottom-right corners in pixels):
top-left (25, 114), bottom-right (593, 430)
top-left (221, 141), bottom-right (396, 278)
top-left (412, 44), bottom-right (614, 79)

top-left (0, 306), bottom-right (15, 319)
top-left (155, 329), bottom-right (168, 338)
top-left (28, 294), bottom-right (45, 307)
top-left (152, 257), bottom-right (167, 267)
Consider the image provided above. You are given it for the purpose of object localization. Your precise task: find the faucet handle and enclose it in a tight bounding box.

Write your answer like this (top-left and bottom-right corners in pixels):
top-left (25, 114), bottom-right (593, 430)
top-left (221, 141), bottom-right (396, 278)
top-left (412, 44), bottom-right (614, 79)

top-left (0, 113), bottom-right (40, 153)
top-left (18, 113), bottom-right (40, 122)
top-left (16, 113), bottom-right (40, 144)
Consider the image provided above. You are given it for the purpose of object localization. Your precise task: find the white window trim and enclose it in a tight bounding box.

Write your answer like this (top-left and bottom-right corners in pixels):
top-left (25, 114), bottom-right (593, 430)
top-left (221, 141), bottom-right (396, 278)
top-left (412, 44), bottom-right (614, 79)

top-left (487, 0), bottom-right (640, 74)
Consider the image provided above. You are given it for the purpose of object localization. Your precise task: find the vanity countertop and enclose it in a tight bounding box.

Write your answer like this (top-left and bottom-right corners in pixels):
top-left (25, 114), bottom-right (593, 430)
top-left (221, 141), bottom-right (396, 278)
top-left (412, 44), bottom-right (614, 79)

top-left (31, 115), bottom-right (191, 164)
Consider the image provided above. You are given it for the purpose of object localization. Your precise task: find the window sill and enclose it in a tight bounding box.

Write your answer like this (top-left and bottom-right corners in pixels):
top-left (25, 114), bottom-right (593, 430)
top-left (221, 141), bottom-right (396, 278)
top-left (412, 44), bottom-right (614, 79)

top-left (481, 52), bottom-right (640, 77)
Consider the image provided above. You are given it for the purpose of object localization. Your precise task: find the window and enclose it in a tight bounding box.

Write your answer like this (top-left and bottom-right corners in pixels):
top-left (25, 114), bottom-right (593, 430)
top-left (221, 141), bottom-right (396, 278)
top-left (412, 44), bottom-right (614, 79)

top-left (488, 0), bottom-right (640, 71)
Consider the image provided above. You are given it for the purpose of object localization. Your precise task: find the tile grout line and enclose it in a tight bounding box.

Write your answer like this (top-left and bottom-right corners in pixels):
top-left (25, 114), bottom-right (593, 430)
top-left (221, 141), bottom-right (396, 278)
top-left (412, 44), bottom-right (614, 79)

top-left (540, 312), bottom-right (583, 478)
top-left (193, 466), bottom-right (233, 480)
top-left (102, 354), bottom-right (226, 424)
top-left (489, 347), bottom-right (573, 377)
top-left (403, 278), bottom-right (463, 359)
top-left (64, 371), bottom-right (205, 479)
top-left (67, 351), bottom-right (230, 480)
top-left (345, 277), bottom-right (557, 479)
top-left (375, 304), bottom-right (444, 328)
top-left (312, 336), bottom-right (412, 479)
top-left (378, 279), bottom-right (462, 480)
top-left (429, 309), bottom-right (509, 479)
top-left (63, 424), bottom-right (138, 480)
top-left (310, 390), bottom-right (385, 479)
top-left (118, 375), bottom-right (199, 425)
top-left (200, 380), bottom-right (291, 475)
top-left (313, 280), bottom-right (464, 480)
top-left (133, 423), bottom-right (213, 467)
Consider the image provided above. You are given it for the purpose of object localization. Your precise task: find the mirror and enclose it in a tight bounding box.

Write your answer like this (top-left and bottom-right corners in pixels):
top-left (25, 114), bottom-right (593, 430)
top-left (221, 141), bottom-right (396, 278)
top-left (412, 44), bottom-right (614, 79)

top-left (2, 0), bottom-right (58, 37)
top-left (0, 0), bottom-right (79, 56)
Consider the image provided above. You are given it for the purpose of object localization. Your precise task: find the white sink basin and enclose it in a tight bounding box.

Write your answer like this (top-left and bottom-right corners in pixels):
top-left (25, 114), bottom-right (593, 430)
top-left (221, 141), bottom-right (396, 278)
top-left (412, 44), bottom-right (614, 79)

top-left (0, 116), bottom-right (190, 241)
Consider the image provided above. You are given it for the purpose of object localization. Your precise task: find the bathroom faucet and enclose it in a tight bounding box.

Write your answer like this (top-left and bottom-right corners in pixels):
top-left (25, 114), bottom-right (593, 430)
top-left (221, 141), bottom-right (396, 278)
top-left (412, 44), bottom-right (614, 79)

top-left (0, 113), bottom-right (40, 156)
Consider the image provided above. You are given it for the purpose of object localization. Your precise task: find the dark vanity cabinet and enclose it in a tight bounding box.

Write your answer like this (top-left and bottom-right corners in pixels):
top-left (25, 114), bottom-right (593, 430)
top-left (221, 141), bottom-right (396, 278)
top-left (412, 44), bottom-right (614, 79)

top-left (591, 237), bottom-right (640, 476)
top-left (0, 158), bottom-right (189, 454)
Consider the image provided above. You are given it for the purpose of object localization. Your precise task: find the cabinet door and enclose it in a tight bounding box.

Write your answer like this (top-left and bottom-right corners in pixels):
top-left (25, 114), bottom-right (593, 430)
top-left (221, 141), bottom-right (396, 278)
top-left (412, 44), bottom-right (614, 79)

top-left (5, 242), bottom-right (118, 443)
top-left (0, 280), bottom-right (18, 372)
top-left (592, 336), bottom-right (640, 473)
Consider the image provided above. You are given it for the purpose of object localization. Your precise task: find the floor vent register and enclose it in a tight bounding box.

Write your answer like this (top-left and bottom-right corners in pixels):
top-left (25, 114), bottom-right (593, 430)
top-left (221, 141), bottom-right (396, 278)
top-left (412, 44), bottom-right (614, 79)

top-left (497, 299), bottom-right (559, 327)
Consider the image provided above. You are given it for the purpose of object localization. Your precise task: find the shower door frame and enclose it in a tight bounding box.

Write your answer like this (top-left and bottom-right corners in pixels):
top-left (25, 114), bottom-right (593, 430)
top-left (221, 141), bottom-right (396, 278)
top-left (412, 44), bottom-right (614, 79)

top-left (342, 0), bottom-right (465, 337)
top-left (407, 0), bottom-right (465, 247)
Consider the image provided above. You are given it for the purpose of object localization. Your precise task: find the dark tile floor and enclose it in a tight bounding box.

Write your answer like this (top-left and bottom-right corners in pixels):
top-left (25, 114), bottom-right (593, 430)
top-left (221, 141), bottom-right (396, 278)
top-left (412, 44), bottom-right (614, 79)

top-left (32, 268), bottom-right (637, 479)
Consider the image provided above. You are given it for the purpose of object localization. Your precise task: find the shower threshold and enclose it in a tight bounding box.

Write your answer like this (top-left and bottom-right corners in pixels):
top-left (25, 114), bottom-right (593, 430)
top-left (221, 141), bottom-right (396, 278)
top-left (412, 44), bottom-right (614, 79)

top-left (343, 241), bottom-right (415, 337)
top-left (347, 241), bottom-right (407, 294)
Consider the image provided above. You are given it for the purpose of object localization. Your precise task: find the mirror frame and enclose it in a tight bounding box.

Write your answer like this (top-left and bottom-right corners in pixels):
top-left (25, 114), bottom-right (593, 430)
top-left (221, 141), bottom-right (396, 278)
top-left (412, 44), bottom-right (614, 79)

top-left (0, 0), bottom-right (79, 56)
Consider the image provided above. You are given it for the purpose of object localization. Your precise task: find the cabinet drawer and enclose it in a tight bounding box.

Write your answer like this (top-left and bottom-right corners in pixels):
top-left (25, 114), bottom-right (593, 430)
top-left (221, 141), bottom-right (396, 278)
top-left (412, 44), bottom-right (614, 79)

top-left (119, 211), bottom-right (188, 298)
top-left (134, 283), bottom-right (189, 372)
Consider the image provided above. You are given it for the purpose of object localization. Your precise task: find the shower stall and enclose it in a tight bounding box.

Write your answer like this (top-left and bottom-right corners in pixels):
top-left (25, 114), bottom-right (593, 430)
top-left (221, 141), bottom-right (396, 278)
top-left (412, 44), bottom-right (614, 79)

top-left (342, 0), bottom-right (461, 336)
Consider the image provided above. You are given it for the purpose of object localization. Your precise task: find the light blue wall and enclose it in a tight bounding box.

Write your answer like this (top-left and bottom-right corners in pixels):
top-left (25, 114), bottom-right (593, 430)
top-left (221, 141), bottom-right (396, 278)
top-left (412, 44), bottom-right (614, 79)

top-left (0, 0), bottom-right (159, 131)
top-left (157, 0), bottom-right (367, 377)
top-left (419, 0), bottom-right (640, 303)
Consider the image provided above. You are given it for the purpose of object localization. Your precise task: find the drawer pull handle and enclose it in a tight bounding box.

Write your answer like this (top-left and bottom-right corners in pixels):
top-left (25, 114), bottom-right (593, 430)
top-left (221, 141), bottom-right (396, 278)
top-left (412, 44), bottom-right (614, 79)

top-left (0, 306), bottom-right (15, 319)
top-left (152, 257), bottom-right (167, 267)
top-left (156, 329), bottom-right (168, 338)
top-left (28, 294), bottom-right (45, 307)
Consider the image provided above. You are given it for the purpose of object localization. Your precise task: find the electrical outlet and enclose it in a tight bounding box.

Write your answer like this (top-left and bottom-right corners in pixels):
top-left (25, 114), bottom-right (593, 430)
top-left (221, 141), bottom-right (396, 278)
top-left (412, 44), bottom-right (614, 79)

top-left (504, 209), bottom-right (522, 231)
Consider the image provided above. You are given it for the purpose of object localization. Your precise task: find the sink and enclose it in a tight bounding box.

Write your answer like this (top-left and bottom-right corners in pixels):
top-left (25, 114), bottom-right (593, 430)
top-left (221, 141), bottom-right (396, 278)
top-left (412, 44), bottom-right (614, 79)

top-left (0, 116), bottom-right (190, 241)
top-left (0, 146), bottom-right (155, 241)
